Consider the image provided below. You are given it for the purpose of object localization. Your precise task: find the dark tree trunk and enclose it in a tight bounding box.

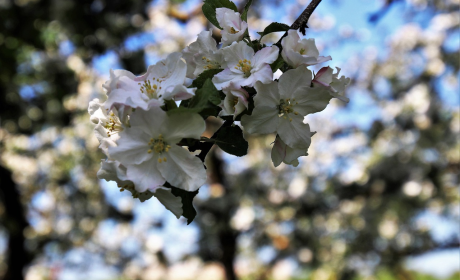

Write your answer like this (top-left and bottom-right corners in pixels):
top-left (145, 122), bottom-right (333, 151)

top-left (0, 165), bottom-right (29, 280)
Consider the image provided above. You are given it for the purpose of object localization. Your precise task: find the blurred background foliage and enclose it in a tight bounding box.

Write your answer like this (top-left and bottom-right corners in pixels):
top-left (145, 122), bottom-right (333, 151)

top-left (0, 0), bottom-right (458, 279)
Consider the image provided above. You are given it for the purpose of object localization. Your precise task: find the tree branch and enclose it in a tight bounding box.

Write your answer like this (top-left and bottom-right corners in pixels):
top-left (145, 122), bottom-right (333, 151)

top-left (276, 0), bottom-right (323, 45)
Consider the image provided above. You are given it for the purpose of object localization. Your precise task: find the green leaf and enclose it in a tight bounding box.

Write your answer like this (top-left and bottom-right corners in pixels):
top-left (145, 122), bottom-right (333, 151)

top-left (190, 68), bottom-right (223, 89)
top-left (241, 0), bottom-right (253, 21)
top-left (166, 183), bottom-right (199, 224)
top-left (257, 22), bottom-right (290, 39)
top-left (270, 55), bottom-right (285, 72)
top-left (202, 0), bottom-right (238, 29)
top-left (169, 79), bottom-right (222, 118)
top-left (213, 125), bottom-right (248, 156)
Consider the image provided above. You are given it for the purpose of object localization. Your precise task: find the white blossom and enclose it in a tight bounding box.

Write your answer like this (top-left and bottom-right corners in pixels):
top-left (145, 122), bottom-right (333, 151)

top-left (313, 66), bottom-right (351, 102)
top-left (281, 30), bottom-right (331, 68)
top-left (219, 83), bottom-right (249, 119)
top-left (216, 8), bottom-right (248, 47)
top-left (241, 67), bottom-right (333, 149)
top-left (88, 98), bottom-right (130, 157)
top-left (104, 52), bottom-right (195, 111)
top-left (212, 41), bottom-right (279, 89)
top-left (108, 105), bottom-right (207, 193)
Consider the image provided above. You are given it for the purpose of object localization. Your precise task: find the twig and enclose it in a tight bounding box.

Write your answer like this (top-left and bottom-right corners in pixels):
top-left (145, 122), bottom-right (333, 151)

top-left (276, 0), bottom-right (323, 45)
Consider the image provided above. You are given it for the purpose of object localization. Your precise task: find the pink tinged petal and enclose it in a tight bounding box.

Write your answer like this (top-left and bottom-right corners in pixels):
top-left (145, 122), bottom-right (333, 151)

top-left (129, 106), bottom-right (167, 137)
top-left (108, 128), bottom-right (152, 165)
top-left (313, 67), bottom-right (333, 87)
top-left (293, 86), bottom-right (333, 116)
top-left (158, 146), bottom-right (207, 192)
top-left (253, 81), bottom-right (280, 108)
top-left (126, 159), bottom-right (165, 193)
top-left (279, 67), bottom-right (313, 100)
top-left (162, 84), bottom-right (195, 101)
top-left (241, 106), bottom-right (279, 134)
top-left (277, 115), bottom-right (312, 149)
top-left (316, 55), bottom-right (332, 65)
top-left (161, 111), bottom-right (206, 143)
top-left (249, 64), bottom-right (274, 86)
top-left (216, 8), bottom-right (230, 28)
top-left (153, 187), bottom-right (183, 218)
top-left (252, 46), bottom-right (279, 69)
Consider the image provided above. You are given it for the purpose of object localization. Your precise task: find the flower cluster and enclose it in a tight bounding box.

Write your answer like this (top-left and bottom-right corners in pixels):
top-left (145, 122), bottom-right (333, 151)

top-left (89, 1), bottom-right (350, 222)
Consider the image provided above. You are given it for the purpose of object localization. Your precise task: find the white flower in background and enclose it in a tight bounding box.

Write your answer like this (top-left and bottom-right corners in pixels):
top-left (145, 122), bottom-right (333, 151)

top-left (220, 83), bottom-right (249, 119)
top-left (313, 66), bottom-right (351, 102)
top-left (216, 8), bottom-right (248, 47)
top-left (88, 98), bottom-right (130, 156)
top-left (108, 105), bottom-right (207, 193)
top-left (182, 30), bottom-right (224, 79)
top-left (241, 67), bottom-right (333, 149)
top-left (97, 160), bottom-right (183, 218)
top-left (104, 52), bottom-right (195, 110)
top-left (271, 133), bottom-right (315, 167)
top-left (212, 41), bottom-right (279, 89)
top-left (281, 30), bottom-right (332, 68)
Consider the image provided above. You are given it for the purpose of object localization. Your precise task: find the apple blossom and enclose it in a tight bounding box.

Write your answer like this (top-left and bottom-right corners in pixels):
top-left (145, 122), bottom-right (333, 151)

top-left (182, 30), bottom-right (224, 79)
top-left (212, 41), bottom-right (279, 89)
top-left (219, 83), bottom-right (249, 119)
top-left (104, 52), bottom-right (196, 111)
top-left (313, 66), bottom-right (351, 102)
top-left (241, 66), bottom-right (334, 149)
top-left (281, 30), bottom-right (332, 68)
top-left (108, 105), bottom-right (207, 193)
top-left (216, 8), bottom-right (248, 47)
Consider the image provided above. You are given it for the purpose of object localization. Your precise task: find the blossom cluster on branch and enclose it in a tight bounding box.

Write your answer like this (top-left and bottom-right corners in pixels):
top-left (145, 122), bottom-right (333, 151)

top-left (89, 0), bottom-right (350, 223)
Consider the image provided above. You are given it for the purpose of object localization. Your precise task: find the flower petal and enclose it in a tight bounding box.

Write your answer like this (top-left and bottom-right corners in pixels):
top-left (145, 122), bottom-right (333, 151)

top-left (293, 86), bottom-right (333, 116)
top-left (253, 81), bottom-right (280, 108)
top-left (241, 106), bottom-right (279, 134)
top-left (276, 115), bottom-right (312, 149)
top-left (252, 46), bottom-right (279, 69)
top-left (126, 159), bottom-right (165, 193)
top-left (129, 106), bottom-right (167, 137)
top-left (158, 145), bottom-right (207, 192)
top-left (108, 128), bottom-right (152, 165)
top-left (278, 67), bottom-right (312, 100)
top-left (153, 187), bottom-right (183, 219)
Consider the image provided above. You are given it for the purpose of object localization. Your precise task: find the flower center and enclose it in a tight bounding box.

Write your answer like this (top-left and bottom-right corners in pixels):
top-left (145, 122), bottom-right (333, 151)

top-left (104, 111), bottom-right (123, 137)
top-left (278, 98), bottom-right (299, 122)
top-left (147, 134), bottom-right (171, 163)
top-left (202, 56), bottom-right (221, 70)
top-left (229, 27), bottom-right (239, 34)
top-left (299, 48), bottom-right (306, 55)
top-left (232, 96), bottom-right (239, 110)
top-left (235, 59), bottom-right (252, 78)
top-left (139, 78), bottom-right (163, 99)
